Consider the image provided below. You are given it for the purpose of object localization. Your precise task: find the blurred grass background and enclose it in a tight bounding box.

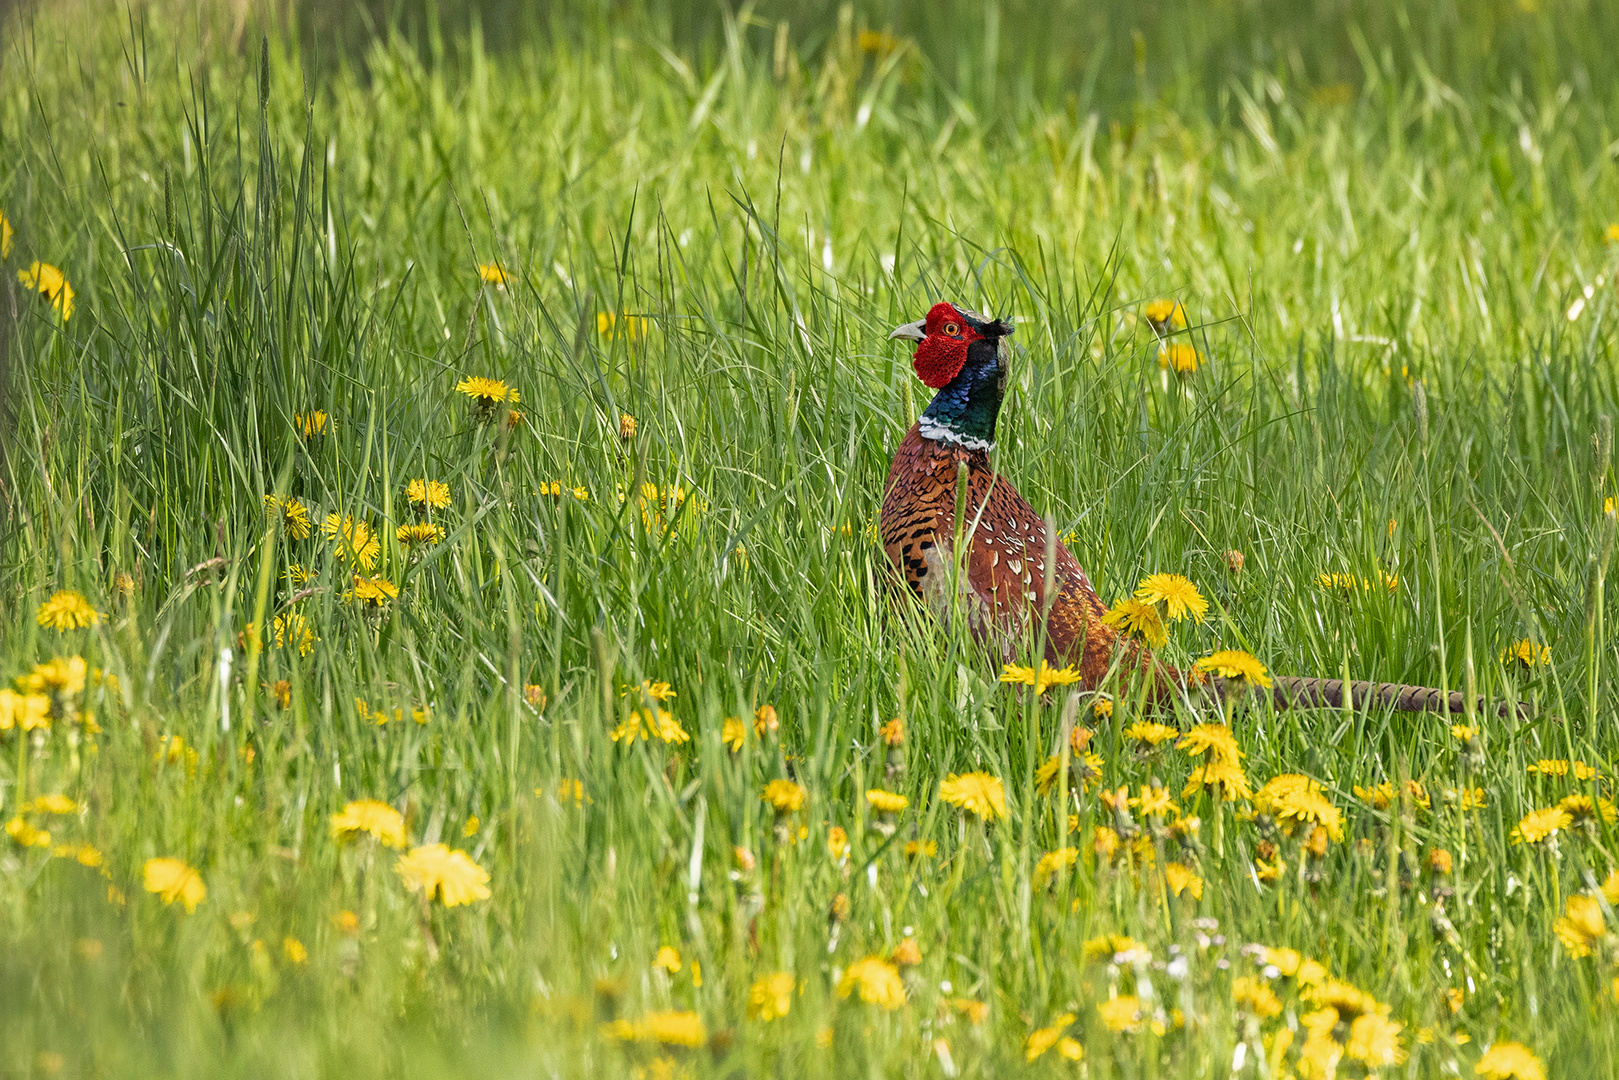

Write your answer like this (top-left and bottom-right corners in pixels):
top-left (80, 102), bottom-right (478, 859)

top-left (2, 0), bottom-right (1618, 1076)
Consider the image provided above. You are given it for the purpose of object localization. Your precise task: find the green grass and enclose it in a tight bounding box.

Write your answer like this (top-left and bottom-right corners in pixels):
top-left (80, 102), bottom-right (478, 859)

top-left (3, 0), bottom-right (1619, 1076)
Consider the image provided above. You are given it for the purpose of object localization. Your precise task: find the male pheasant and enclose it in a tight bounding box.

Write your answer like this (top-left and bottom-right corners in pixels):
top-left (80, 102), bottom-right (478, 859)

top-left (879, 301), bottom-right (1482, 714)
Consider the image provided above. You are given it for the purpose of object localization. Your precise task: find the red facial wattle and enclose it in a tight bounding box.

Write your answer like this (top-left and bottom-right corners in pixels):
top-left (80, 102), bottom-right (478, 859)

top-left (911, 303), bottom-right (982, 388)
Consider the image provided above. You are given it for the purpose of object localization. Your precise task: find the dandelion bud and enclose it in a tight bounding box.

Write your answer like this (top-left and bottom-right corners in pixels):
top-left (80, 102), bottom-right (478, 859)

top-left (618, 412), bottom-right (637, 441)
top-left (1224, 549), bottom-right (1245, 574)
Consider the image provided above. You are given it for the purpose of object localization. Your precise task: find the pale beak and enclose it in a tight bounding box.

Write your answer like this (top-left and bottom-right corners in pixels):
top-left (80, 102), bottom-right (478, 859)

top-left (888, 319), bottom-right (926, 342)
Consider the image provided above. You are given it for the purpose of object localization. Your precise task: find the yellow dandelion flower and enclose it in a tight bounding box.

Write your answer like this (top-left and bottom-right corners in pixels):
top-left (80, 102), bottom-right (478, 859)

top-left (1097, 996), bottom-right (1144, 1032)
top-left (1134, 784), bottom-right (1178, 818)
top-left (347, 574), bottom-right (399, 607)
top-left (1608, 224), bottom-right (1619, 244)
top-left (652, 945), bottom-right (682, 974)
top-left (1143, 298), bottom-right (1187, 331)
top-left (905, 839), bottom-right (937, 858)
top-left (1101, 598), bottom-right (1168, 648)
top-left (721, 717), bottom-right (746, 752)
top-left (1527, 759), bottom-right (1599, 780)
top-left (1177, 722), bottom-right (1243, 763)
top-left (455, 376), bottom-right (519, 405)
top-left (281, 937), bottom-right (308, 964)
top-left (18, 261), bottom-right (74, 320)
top-left (753, 704), bottom-right (778, 737)
top-left (0, 209), bottom-right (10, 257)
top-left (1511, 806), bottom-right (1572, 845)
top-left (143, 857), bottom-right (207, 912)
top-left (1451, 723), bottom-right (1478, 744)
top-left (1165, 862), bottom-right (1203, 899)
top-left (1194, 649), bottom-right (1272, 688)
top-left (1558, 793), bottom-right (1618, 828)
top-left (1033, 848), bottom-right (1080, 885)
top-left (1553, 894), bottom-right (1607, 957)
top-left (19, 655), bottom-right (88, 698)
top-left (6, 817), bottom-right (51, 848)
top-left (1184, 760), bottom-right (1252, 801)
top-left (1026, 1014), bottom-right (1077, 1061)
top-left (53, 843), bottom-right (103, 867)
top-left (890, 938), bottom-right (921, 967)
top-left (837, 956), bottom-right (906, 1010)
top-left (827, 825), bottom-right (850, 862)
top-left (865, 789), bottom-right (909, 813)
top-left (0, 689), bottom-right (49, 732)
top-left (273, 612), bottom-right (316, 656)
top-left (264, 495), bottom-right (312, 539)
top-left (329, 800), bottom-right (406, 848)
top-left (25, 794), bottom-right (78, 815)
top-left (477, 262), bottom-right (510, 287)
top-left (1474, 1042), bottom-right (1545, 1080)
top-left (1233, 975), bottom-right (1282, 1019)
top-left (597, 311), bottom-right (650, 340)
top-left (939, 772), bottom-right (1007, 821)
top-left (748, 973), bottom-right (796, 1021)
top-left (762, 779), bottom-right (807, 814)
top-left (293, 411), bottom-right (329, 438)
top-left (1601, 869), bottom-right (1619, 905)
top-left (397, 522), bottom-right (446, 548)
top-left (1125, 721), bottom-right (1179, 747)
top-left (406, 479), bottom-right (451, 511)
top-left (321, 514), bottom-right (380, 570)
top-left (1158, 343), bottom-right (1199, 375)
top-left (394, 843), bottom-right (491, 906)
top-left (571, 486), bottom-right (589, 501)
top-left (1254, 774), bottom-right (1345, 841)
top-left (999, 660), bottom-right (1083, 695)
top-left (880, 717), bottom-right (905, 746)
top-left (1135, 573), bottom-right (1208, 621)
top-left (1346, 1013), bottom-right (1407, 1068)
top-left (35, 591), bottom-right (101, 632)
top-left (1501, 639), bottom-right (1551, 669)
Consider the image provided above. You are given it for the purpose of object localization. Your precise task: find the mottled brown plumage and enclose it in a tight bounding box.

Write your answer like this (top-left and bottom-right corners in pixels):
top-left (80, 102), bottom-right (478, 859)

top-left (878, 300), bottom-right (1507, 715)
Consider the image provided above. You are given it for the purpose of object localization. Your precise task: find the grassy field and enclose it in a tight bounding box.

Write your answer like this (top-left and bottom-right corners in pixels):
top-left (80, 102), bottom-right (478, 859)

top-left (3, 0), bottom-right (1619, 1075)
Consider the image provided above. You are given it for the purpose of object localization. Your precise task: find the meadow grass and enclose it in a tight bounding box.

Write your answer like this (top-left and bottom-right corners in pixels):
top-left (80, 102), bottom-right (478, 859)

top-left (3, 0), bottom-right (1619, 1076)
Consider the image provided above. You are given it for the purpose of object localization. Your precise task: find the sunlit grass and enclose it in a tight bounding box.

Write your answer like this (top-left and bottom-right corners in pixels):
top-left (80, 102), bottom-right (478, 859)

top-left (2, 0), bottom-right (1618, 1076)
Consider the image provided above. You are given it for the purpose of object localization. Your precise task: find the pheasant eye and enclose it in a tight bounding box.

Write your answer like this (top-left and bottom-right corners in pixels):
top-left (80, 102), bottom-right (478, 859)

top-left (943, 322), bottom-right (960, 335)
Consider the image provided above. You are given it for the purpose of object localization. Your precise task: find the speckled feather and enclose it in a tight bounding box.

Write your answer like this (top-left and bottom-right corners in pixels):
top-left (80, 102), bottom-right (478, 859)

top-left (879, 422), bottom-right (1148, 690)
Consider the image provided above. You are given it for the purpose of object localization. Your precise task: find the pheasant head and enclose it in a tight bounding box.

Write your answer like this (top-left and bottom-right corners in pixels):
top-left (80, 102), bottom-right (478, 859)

top-left (889, 301), bottom-right (1015, 451)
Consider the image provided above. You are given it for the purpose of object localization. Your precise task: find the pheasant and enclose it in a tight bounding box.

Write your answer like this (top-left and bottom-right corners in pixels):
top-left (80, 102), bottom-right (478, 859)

top-left (879, 301), bottom-right (1484, 714)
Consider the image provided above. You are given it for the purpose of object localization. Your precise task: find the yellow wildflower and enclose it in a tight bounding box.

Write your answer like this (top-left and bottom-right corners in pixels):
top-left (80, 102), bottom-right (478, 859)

top-left (1135, 573), bottom-right (1208, 621)
top-left (653, 946), bottom-right (682, 974)
top-left (1101, 598), bottom-right (1168, 648)
top-left (1125, 721), bottom-right (1179, 746)
top-left (406, 479), bottom-right (451, 512)
top-left (938, 772), bottom-right (1007, 821)
top-left (1097, 996), bottom-right (1144, 1032)
top-left (597, 311), bottom-right (650, 340)
top-left (1177, 723), bottom-right (1243, 763)
top-left (477, 262), bottom-right (510, 287)
top-left (1194, 649), bottom-right (1272, 688)
top-left (762, 779), bottom-right (807, 814)
top-left (999, 660), bottom-right (1083, 695)
top-left (1183, 760), bottom-right (1252, 800)
top-left (748, 973), bottom-right (796, 1021)
top-left (721, 717), bottom-right (746, 752)
top-left (21, 655), bottom-right (88, 697)
top-left (0, 689), bottom-right (52, 732)
top-left (1501, 640), bottom-right (1551, 669)
top-left (273, 612), bottom-right (316, 656)
top-left (1553, 894), bottom-right (1607, 957)
top-left (347, 574), bottom-right (399, 607)
top-left (455, 376), bottom-right (519, 407)
top-left (6, 817), bottom-right (51, 848)
top-left (1451, 723), bottom-right (1479, 743)
top-left (394, 844), bottom-right (491, 906)
top-left (264, 495), bottom-right (312, 540)
top-left (143, 857), bottom-right (207, 912)
top-left (1474, 1042), bottom-right (1545, 1080)
top-left (619, 412), bottom-right (637, 440)
top-left (329, 800), bottom-right (406, 847)
top-left (18, 261), bottom-right (74, 319)
top-left (25, 794), bottom-right (79, 815)
top-left (1511, 806), bottom-right (1572, 844)
top-left (35, 591), bottom-right (101, 632)
top-left (293, 411), bottom-right (329, 439)
top-left (1158, 343), bottom-right (1199, 375)
top-left (1025, 1013), bottom-right (1077, 1061)
top-left (0, 209), bottom-right (10, 257)
top-left (1165, 862), bottom-right (1203, 899)
top-left (1558, 793), bottom-right (1618, 828)
top-left (1233, 975), bottom-right (1282, 1019)
top-left (753, 704), bottom-right (778, 737)
top-left (1033, 847), bottom-right (1080, 885)
top-left (1143, 299), bottom-right (1187, 331)
top-left (321, 514), bottom-right (379, 570)
top-left (865, 789), bottom-right (909, 813)
top-left (1527, 759), bottom-right (1599, 780)
top-left (837, 956), bottom-right (906, 1010)
top-left (397, 522), bottom-right (446, 549)
top-left (827, 825), bottom-right (850, 862)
